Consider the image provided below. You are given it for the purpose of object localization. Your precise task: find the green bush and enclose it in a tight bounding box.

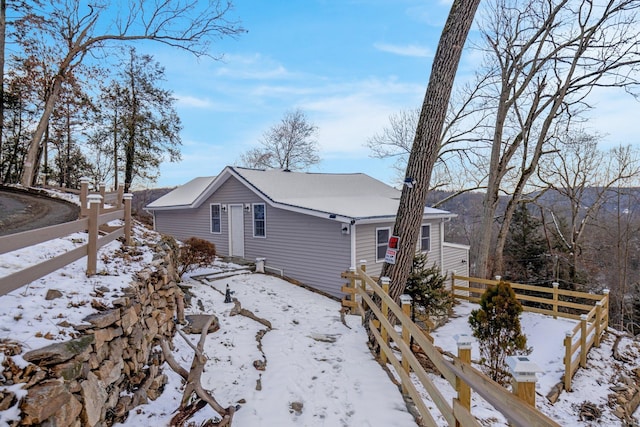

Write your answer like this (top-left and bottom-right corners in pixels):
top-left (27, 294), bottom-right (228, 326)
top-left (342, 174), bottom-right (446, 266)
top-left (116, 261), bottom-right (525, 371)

top-left (468, 281), bottom-right (531, 384)
top-left (178, 237), bottom-right (216, 276)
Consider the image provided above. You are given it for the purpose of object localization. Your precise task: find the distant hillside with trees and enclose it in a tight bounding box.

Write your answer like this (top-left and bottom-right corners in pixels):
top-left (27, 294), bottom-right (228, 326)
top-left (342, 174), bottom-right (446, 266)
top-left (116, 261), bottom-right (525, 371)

top-left (430, 187), bottom-right (640, 335)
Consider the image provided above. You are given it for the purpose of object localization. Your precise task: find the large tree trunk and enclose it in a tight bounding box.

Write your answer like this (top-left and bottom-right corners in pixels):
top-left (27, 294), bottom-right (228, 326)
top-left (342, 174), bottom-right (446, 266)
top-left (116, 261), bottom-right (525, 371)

top-left (0, 0), bottom-right (6, 183)
top-left (377, 0), bottom-right (481, 309)
top-left (20, 75), bottom-right (64, 186)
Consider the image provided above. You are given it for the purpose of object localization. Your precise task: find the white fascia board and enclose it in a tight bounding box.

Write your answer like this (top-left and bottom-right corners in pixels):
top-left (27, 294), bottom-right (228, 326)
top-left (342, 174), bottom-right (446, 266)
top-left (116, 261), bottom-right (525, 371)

top-left (353, 212), bottom-right (456, 225)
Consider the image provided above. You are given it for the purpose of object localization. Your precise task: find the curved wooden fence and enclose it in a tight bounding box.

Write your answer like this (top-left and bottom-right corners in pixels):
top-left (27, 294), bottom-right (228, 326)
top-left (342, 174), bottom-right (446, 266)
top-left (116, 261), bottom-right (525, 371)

top-left (451, 274), bottom-right (609, 391)
top-left (342, 263), bottom-right (560, 427)
top-left (0, 189), bottom-right (132, 296)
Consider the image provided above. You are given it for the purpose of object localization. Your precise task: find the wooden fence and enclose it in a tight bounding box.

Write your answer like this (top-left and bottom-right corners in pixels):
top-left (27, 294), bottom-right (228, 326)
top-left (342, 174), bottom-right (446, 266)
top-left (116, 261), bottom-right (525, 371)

top-left (342, 263), bottom-right (560, 427)
top-left (451, 274), bottom-right (609, 392)
top-left (0, 187), bottom-right (132, 297)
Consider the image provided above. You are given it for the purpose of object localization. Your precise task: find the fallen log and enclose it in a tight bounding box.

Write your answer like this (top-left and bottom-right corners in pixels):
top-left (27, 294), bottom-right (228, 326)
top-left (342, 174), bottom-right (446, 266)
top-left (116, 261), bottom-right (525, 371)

top-left (158, 315), bottom-right (238, 426)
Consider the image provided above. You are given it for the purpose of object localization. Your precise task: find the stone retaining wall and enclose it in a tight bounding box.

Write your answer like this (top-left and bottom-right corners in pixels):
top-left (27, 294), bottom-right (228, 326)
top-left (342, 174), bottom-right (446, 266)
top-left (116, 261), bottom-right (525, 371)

top-left (2, 238), bottom-right (182, 426)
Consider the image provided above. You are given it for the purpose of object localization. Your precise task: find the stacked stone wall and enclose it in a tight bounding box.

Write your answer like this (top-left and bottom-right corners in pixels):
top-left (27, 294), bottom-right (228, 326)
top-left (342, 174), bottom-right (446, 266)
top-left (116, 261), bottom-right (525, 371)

top-left (1, 239), bottom-right (182, 426)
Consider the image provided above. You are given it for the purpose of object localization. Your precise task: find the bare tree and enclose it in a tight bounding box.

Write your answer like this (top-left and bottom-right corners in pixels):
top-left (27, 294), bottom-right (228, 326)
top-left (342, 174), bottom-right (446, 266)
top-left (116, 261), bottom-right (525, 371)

top-left (19, 0), bottom-right (244, 186)
top-left (472, 0), bottom-right (640, 279)
top-left (538, 133), bottom-right (640, 289)
top-left (239, 108), bottom-right (319, 171)
top-left (0, 0), bottom-right (6, 182)
top-left (377, 0), bottom-right (481, 308)
top-left (366, 82), bottom-right (491, 205)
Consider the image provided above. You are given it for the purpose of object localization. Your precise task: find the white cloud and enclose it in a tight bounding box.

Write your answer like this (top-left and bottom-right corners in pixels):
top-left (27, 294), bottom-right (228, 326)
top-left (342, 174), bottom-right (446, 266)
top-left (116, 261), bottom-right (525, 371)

top-left (175, 95), bottom-right (214, 109)
top-left (373, 42), bottom-right (432, 58)
top-left (214, 53), bottom-right (294, 80)
top-left (302, 83), bottom-right (422, 155)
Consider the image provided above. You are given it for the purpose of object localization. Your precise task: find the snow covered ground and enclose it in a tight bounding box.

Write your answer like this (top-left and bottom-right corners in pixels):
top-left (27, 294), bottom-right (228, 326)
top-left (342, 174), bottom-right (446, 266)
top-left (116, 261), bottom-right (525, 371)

top-left (1, 213), bottom-right (639, 426)
top-left (117, 268), bottom-right (417, 426)
top-left (119, 263), bottom-right (640, 426)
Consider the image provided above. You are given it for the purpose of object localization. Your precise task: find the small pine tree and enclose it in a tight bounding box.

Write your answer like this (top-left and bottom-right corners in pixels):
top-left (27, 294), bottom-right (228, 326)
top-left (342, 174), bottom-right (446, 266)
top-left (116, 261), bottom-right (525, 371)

top-left (504, 203), bottom-right (548, 283)
top-left (468, 281), bottom-right (531, 384)
top-left (405, 253), bottom-right (453, 320)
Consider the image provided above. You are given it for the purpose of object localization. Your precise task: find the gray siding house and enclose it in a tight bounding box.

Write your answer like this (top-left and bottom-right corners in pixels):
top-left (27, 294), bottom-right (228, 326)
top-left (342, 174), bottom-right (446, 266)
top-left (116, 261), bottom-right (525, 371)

top-left (146, 166), bottom-right (469, 298)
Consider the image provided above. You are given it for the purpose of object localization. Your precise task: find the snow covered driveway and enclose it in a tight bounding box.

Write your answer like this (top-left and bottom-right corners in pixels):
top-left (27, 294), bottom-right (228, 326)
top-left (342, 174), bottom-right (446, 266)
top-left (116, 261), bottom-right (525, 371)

top-left (119, 268), bottom-right (417, 427)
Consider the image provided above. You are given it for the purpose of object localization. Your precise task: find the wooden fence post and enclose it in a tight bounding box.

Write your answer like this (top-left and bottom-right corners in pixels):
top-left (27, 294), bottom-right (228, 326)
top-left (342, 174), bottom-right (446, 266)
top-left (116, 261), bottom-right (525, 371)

top-left (595, 301), bottom-right (603, 347)
top-left (580, 314), bottom-right (588, 368)
top-left (99, 182), bottom-right (106, 210)
top-left (86, 195), bottom-right (101, 276)
top-left (507, 356), bottom-right (541, 408)
top-left (564, 331), bottom-right (573, 391)
top-left (552, 282), bottom-right (559, 319)
top-left (79, 177), bottom-right (90, 218)
top-left (455, 333), bottom-right (473, 426)
top-left (347, 267), bottom-right (358, 315)
top-left (602, 289), bottom-right (610, 330)
top-left (400, 294), bottom-right (412, 381)
top-left (124, 193), bottom-right (133, 246)
top-left (450, 271), bottom-right (456, 300)
top-left (359, 260), bottom-right (368, 318)
top-left (380, 276), bottom-right (390, 364)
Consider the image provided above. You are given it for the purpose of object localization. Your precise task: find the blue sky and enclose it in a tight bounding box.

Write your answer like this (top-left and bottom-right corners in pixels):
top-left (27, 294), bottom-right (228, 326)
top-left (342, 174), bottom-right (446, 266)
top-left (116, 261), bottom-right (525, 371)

top-left (148, 0), bottom-right (639, 189)
top-left (146, 0), bottom-right (457, 188)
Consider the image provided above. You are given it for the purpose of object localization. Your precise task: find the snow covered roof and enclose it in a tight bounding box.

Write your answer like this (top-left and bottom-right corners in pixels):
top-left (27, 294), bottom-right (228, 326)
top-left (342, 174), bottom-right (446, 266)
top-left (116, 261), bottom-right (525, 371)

top-left (145, 176), bottom-right (216, 209)
top-left (146, 166), bottom-right (454, 222)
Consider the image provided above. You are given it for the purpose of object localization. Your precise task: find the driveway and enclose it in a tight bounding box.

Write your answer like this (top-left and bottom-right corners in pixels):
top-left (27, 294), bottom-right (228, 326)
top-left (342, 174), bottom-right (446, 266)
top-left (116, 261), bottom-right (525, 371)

top-left (0, 187), bottom-right (79, 236)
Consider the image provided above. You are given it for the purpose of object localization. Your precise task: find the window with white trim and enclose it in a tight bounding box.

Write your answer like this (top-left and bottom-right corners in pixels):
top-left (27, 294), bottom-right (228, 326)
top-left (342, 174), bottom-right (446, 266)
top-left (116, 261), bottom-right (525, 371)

top-left (210, 204), bottom-right (221, 233)
top-left (420, 224), bottom-right (431, 252)
top-left (253, 203), bottom-right (266, 237)
top-left (376, 227), bottom-right (390, 261)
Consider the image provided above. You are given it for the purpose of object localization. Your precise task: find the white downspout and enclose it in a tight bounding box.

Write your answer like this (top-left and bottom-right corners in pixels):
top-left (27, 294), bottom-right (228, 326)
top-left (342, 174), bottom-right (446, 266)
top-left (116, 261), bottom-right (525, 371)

top-left (350, 223), bottom-right (357, 269)
top-left (440, 219), bottom-right (445, 268)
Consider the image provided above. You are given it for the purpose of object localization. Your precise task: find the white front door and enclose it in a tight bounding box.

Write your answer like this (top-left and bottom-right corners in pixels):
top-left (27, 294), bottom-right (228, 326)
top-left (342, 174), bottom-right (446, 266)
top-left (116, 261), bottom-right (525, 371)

top-left (229, 204), bottom-right (245, 257)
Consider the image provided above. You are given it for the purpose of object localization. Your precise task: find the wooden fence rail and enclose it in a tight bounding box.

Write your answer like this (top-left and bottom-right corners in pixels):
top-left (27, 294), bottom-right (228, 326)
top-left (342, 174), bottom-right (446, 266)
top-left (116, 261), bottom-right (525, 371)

top-left (0, 192), bottom-right (132, 297)
top-left (342, 263), bottom-right (560, 427)
top-left (451, 274), bottom-right (609, 392)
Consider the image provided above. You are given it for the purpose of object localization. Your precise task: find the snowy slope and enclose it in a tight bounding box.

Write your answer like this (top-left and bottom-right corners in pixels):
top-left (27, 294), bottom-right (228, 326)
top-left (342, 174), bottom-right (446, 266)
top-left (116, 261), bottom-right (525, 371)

top-left (0, 208), bottom-right (638, 426)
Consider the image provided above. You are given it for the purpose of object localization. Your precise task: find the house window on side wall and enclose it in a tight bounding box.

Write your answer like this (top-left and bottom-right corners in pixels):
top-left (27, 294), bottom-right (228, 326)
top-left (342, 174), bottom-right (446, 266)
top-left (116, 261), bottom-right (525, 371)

top-left (253, 203), bottom-right (266, 237)
top-left (210, 204), bottom-right (221, 233)
top-left (376, 227), bottom-right (390, 262)
top-left (420, 224), bottom-right (431, 252)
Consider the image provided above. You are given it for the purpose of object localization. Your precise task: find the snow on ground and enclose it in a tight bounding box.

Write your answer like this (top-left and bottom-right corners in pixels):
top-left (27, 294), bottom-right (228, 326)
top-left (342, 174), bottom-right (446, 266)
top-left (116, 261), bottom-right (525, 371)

top-left (1, 210), bottom-right (639, 426)
top-left (429, 301), bottom-right (640, 426)
top-left (431, 301), bottom-right (578, 396)
top-left (117, 268), bottom-right (417, 427)
top-left (0, 222), bottom-right (158, 357)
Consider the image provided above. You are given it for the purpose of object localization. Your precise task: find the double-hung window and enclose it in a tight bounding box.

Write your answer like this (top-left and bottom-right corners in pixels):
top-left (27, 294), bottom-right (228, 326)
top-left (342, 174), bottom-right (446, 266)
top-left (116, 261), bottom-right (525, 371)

top-left (420, 224), bottom-right (431, 252)
top-left (376, 227), bottom-right (390, 262)
top-left (210, 204), bottom-right (221, 233)
top-left (253, 203), bottom-right (266, 237)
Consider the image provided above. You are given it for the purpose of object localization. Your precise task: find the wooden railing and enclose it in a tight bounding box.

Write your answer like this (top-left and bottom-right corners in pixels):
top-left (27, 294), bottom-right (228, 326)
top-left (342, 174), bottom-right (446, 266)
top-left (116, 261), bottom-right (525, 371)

top-left (342, 263), bottom-right (560, 427)
top-left (0, 192), bottom-right (132, 296)
top-left (451, 274), bottom-right (609, 392)
top-left (79, 180), bottom-right (125, 217)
